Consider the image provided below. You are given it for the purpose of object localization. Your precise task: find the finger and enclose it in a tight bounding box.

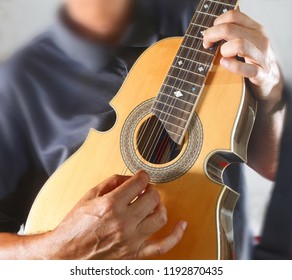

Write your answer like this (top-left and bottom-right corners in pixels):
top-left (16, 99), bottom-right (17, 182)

top-left (137, 221), bottom-right (187, 259)
top-left (110, 170), bottom-right (151, 205)
top-left (203, 23), bottom-right (257, 49)
top-left (220, 57), bottom-right (265, 85)
top-left (82, 175), bottom-right (131, 201)
top-left (220, 38), bottom-right (269, 71)
top-left (136, 203), bottom-right (167, 236)
top-left (98, 175), bottom-right (132, 196)
top-left (128, 186), bottom-right (161, 222)
top-left (214, 10), bottom-right (262, 30)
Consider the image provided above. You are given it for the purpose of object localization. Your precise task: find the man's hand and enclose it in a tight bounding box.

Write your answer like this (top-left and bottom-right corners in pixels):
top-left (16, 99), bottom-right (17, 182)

top-left (48, 170), bottom-right (187, 259)
top-left (203, 9), bottom-right (284, 103)
top-left (203, 10), bottom-right (285, 180)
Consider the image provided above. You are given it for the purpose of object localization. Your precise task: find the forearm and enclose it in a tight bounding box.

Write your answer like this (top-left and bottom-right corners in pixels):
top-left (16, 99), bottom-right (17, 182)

top-left (0, 232), bottom-right (53, 260)
top-left (248, 83), bottom-right (286, 181)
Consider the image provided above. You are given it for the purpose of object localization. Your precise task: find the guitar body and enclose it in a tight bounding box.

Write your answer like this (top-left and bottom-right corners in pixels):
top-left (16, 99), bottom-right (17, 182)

top-left (25, 37), bottom-right (257, 259)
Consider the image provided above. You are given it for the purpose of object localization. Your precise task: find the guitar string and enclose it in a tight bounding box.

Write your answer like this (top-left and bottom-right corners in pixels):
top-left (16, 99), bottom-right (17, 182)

top-left (141, 0), bottom-right (223, 165)
top-left (150, 1), bottom-right (233, 165)
top-left (121, 2), bottom-right (209, 175)
top-left (121, 0), bottom-right (221, 174)
top-left (146, 0), bottom-right (237, 165)
top-left (121, 0), bottom-right (235, 175)
top-left (138, 0), bottom-right (215, 164)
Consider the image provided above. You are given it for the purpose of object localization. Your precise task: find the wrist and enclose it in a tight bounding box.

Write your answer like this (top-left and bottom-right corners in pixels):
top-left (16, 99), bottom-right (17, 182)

top-left (21, 231), bottom-right (56, 260)
top-left (256, 80), bottom-right (285, 115)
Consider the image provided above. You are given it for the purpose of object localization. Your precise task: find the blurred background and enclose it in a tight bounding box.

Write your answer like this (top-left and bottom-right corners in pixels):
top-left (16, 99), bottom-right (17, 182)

top-left (0, 0), bottom-right (291, 238)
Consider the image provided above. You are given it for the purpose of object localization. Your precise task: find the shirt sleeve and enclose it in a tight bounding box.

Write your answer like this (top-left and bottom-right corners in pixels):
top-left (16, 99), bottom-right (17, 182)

top-left (253, 85), bottom-right (292, 259)
top-left (0, 62), bottom-right (31, 233)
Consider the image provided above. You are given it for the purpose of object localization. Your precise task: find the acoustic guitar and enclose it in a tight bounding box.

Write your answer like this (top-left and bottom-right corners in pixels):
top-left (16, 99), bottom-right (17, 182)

top-left (25, 0), bottom-right (257, 259)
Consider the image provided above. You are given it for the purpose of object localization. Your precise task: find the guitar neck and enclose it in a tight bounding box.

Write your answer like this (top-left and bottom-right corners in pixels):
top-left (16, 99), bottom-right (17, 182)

top-left (152, 0), bottom-right (239, 145)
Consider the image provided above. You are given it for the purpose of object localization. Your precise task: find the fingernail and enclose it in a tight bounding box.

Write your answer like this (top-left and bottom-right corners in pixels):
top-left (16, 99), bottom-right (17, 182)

top-left (203, 41), bottom-right (207, 49)
top-left (220, 57), bottom-right (229, 68)
top-left (181, 221), bottom-right (188, 231)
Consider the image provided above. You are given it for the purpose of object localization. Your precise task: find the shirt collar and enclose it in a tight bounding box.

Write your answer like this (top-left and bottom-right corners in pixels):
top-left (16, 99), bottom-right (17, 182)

top-left (51, 1), bottom-right (159, 72)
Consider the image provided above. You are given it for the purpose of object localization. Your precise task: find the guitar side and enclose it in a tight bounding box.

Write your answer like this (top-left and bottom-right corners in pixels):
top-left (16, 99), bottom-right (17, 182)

top-left (25, 37), bottom-right (256, 259)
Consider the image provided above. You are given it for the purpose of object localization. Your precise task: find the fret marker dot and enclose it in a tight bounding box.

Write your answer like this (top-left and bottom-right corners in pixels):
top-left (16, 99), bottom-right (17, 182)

top-left (200, 31), bottom-right (205, 36)
top-left (198, 66), bottom-right (204, 73)
top-left (223, 9), bottom-right (228, 13)
top-left (204, 4), bottom-right (209, 9)
top-left (174, 90), bottom-right (183, 98)
top-left (178, 60), bottom-right (184, 66)
top-left (192, 87), bottom-right (196, 92)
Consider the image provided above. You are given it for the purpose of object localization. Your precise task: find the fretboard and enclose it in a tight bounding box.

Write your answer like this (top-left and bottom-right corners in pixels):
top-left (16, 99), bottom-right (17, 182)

top-left (152, 0), bottom-right (238, 144)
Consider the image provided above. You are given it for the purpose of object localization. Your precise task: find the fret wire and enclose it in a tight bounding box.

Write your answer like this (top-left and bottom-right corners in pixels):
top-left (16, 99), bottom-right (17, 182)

top-left (189, 23), bottom-right (209, 29)
top-left (190, 15), bottom-right (215, 28)
top-left (181, 45), bottom-right (215, 57)
top-left (161, 119), bottom-right (185, 130)
top-left (171, 65), bottom-right (207, 78)
top-left (176, 55), bottom-right (210, 68)
top-left (160, 85), bottom-right (199, 104)
top-left (166, 74), bottom-right (202, 88)
top-left (165, 72), bottom-right (204, 94)
top-left (163, 71), bottom-right (205, 90)
top-left (157, 111), bottom-right (188, 124)
top-left (152, 107), bottom-right (190, 122)
top-left (161, 85), bottom-right (199, 99)
top-left (196, 49), bottom-right (215, 57)
top-left (196, 11), bottom-right (218, 17)
top-left (168, 67), bottom-right (205, 85)
top-left (157, 91), bottom-right (194, 106)
top-left (209, 0), bottom-right (235, 7)
top-left (163, 124), bottom-right (184, 135)
top-left (181, 42), bottom-right (216, 57)
top-left (185, 33), bottom-right (204, 41)
top-left (160, 127), bottom-right (181, 137)
top-left (152, 0), bottom-right (238, 142)
top-left (182, 46), bottom-right (209, 50)
top-left (169, 69), bottom-right (205, 85)
top-left (155, 100), bottom-right (191, 114)
top-left (184, 34), bottom-right (203, 42)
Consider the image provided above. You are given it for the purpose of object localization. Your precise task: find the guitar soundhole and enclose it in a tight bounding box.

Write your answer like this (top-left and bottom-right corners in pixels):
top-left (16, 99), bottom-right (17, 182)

top-left (137, 115), bottom-right (184, 165)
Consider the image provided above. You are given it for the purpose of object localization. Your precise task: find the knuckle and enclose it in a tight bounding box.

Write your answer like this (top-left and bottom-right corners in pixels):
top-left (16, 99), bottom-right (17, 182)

top-left (84, 187), bottom-right (97, 200)
top-left (261, 36), bottom-right (270, 50)
top-left (227, 10), bottom-right (237, 22)
top-left (223, 24), bottom-right (233, 37)
top-left (258, 23), bottom-right (265, 32)
top-left (137, 172), bottom-right (150, 188)
top-left (150, 188), bottom-right (161, 204)
top-left (234, 38), bottom-right (246, 56)
top-left (253, 67), bottom-right (260, 78)
top-left (110, 174), bottom-right (121, 185)
top-left (156, 207), bottom-right (167, 226)
top-left (102, 196), bottom-right (116, 214)
top-left (155, 243), bottom-right (165, 256)
top-left (134, 178), bottom-right (147, 192)
top-left (114, 220), bottom-right (129, 242)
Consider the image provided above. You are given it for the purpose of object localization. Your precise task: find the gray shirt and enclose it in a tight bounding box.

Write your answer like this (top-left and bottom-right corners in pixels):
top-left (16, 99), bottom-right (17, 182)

top-left (0, 0), bottom-right (249, 259)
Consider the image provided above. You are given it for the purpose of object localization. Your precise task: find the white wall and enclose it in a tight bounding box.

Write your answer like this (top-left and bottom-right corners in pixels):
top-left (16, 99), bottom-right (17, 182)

top-left (0, 0), bottom-right (61, 59)
top-left (0, 0), bottom-right (291, 236)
